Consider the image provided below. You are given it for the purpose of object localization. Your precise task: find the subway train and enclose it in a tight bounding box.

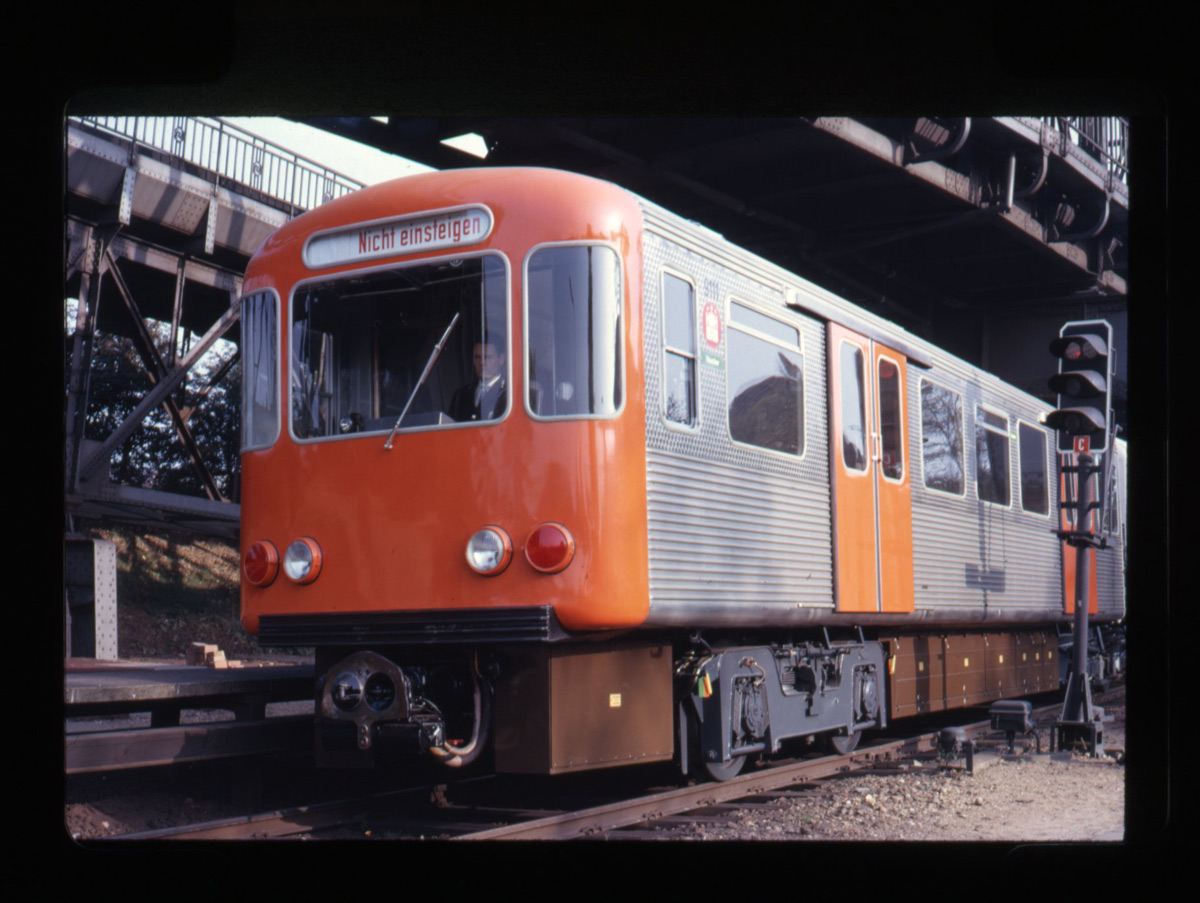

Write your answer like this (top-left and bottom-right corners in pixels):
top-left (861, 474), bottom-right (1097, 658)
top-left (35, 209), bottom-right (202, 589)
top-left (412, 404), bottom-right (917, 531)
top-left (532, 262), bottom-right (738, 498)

top-left (237, 167), bottom-right (1126, 778)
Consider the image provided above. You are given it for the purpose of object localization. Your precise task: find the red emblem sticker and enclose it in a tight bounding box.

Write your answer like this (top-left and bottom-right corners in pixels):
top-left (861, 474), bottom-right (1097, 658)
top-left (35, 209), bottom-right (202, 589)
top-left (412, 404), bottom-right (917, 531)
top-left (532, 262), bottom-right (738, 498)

top-left (1074, 435), bottom-right (1090, 454)
top-left (702, 302), bottom-right (722, 348)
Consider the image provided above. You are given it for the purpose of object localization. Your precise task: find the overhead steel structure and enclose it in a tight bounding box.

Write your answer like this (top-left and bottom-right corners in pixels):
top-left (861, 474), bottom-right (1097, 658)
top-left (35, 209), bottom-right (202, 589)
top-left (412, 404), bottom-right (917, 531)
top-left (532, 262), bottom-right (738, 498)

top-left (64, 116), bottom-right (365, 537)
top-left (301, 115), bottom-right (1128, 414)
top-left (63, 115), bottom-right (1129, 540)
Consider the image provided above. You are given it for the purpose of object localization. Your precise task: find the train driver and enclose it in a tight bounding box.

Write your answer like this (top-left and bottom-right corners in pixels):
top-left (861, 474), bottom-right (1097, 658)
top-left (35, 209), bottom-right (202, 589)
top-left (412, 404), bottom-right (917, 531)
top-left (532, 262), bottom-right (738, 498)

top-left (449, 340), bottom-right (507, 422)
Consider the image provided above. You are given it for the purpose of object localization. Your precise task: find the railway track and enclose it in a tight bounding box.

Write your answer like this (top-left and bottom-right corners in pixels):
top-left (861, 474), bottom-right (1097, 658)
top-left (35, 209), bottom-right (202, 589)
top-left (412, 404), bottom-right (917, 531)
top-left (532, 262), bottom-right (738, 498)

top-left (106, 709), bottom-right (1053, 841)
top-left (69, 678), bottom-right (1124, 842)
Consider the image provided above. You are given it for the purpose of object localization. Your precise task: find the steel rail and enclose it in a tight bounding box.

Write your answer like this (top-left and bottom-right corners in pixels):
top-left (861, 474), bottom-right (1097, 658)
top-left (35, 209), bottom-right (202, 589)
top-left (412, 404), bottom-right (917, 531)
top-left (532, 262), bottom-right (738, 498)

top-left (111, 780), bottom-right (504, 841)
top-left (92, 702), bottom-right (1078, 841)
top-left (456, 713), bottom-right (1034, 840)
top-left (114, 792), bottom-right (412, 841)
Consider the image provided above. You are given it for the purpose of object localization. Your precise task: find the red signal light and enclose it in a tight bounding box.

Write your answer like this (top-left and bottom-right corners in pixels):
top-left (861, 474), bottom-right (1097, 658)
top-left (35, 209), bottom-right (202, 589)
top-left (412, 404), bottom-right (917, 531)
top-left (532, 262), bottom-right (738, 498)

top-left (524, 522), bottom-right (575, 574)
top-left (244, 540), bottom-right (280, 587)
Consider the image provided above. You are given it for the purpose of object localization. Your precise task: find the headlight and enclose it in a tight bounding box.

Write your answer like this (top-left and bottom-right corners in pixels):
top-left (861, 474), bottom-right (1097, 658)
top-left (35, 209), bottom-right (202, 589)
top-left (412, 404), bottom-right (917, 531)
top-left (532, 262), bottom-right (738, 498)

top-left (465, 526), bottom-right (513, 576)
top-left (524, 522), bottom-right (575, 574)
top-left (283, 537), bottom-right (323, 583)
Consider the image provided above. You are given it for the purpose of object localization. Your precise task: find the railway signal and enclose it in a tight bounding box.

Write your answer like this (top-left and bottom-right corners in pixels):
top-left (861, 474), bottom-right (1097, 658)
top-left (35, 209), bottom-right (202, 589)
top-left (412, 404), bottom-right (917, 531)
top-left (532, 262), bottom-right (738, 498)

top-left (1044, 320), bottom-right (1113, 453)
top-left (1047, 319), bottom-right (1114, 757)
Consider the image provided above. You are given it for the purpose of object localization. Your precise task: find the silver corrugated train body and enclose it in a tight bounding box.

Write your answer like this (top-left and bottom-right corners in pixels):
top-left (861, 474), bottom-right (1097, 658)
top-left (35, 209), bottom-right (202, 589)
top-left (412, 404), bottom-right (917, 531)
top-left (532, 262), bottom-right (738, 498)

top-left (639, 201), bottom-right (1125, 629)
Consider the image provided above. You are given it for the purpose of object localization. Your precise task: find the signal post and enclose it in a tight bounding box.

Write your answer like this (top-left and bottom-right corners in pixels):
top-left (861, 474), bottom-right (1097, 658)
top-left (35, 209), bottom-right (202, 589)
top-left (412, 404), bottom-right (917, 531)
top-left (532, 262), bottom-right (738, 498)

top-left (1043, 321), bottom-right (1114, 757)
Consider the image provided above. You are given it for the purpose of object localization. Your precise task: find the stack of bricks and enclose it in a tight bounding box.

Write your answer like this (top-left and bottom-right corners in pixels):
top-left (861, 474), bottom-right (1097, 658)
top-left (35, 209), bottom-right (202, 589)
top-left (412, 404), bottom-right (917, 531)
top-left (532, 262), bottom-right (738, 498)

top-left (186, 642), bottom-right (228, 669)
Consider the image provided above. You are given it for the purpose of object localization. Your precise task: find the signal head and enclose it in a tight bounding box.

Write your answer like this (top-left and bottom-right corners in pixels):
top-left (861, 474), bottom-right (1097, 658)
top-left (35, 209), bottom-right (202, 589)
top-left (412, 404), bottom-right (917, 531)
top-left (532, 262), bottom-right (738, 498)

top-left (1047, 320), bottom-right (1113, 453)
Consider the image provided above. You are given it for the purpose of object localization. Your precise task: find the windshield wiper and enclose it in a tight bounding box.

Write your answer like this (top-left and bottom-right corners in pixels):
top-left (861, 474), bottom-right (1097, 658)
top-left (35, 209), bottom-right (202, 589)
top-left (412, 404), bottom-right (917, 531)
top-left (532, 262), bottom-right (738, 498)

top-left (384, 312), bottom-right (461, 450)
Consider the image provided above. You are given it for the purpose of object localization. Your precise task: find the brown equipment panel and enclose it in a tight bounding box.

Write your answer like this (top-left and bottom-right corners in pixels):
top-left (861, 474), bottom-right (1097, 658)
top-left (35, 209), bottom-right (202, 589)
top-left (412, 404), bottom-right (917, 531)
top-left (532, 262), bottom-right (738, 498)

top-left (885, 631), bottom-right (1059, 719)
top-left (493, 641), bottom-right (675, 774)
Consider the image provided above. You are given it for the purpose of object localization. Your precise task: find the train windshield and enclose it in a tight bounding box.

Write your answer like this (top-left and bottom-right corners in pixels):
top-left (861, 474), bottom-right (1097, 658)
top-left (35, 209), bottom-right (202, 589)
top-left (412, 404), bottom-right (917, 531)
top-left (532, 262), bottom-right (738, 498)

top-left (290, 254), bottom-right (508, 440)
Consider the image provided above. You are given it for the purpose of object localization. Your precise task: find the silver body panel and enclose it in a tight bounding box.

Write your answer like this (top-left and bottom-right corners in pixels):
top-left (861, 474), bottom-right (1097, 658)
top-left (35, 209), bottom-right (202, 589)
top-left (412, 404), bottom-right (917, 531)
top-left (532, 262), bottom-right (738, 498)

top-left (638, 202), bottom-right (1126, 629)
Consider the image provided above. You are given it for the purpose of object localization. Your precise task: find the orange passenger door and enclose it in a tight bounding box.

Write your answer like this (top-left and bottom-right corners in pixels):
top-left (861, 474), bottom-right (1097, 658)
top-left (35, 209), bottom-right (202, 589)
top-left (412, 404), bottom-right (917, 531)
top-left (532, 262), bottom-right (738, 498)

top-left (828, 324), bottom-right (914, 614)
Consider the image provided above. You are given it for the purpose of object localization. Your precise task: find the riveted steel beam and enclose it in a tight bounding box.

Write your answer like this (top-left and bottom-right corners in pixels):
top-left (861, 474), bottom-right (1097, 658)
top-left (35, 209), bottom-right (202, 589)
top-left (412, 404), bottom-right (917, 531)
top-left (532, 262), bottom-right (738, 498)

top-left (77, 298), bottom-right (240, 485)
top-left (101, 249), bottom-right (226, 502)
top-left (65, 223), bottom-right (119, 505)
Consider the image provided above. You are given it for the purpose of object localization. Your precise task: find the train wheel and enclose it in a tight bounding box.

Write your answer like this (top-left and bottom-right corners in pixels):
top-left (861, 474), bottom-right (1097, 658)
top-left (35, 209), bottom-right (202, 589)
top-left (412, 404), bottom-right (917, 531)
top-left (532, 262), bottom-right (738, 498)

top-left (685, 710), bottom-right (746, 782)
top-left (703, 754), bottom-right (746, 782)
top-left (824, 728), bottom-right (862, 755)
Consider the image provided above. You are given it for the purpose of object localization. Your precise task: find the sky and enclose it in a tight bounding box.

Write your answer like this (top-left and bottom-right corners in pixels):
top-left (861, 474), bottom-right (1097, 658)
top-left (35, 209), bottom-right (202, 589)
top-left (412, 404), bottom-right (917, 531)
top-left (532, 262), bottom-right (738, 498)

top-left (221, 116), bottom-right (436, 186)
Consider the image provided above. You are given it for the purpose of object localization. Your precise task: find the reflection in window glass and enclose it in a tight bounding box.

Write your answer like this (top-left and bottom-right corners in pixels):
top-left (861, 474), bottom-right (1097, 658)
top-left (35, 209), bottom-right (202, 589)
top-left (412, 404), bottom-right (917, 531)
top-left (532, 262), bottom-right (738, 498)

top-left (290, 255), bottom-right (507, 439)
top-left (241, 292), bottom-right (279, 450)
top-left (526, 245), bottom-right (623, 418)
top-left (730, 302), bottom-right (799, 344)
top-left (878, 357), bottom-right (903, 480)
top-left (976, 407), bottom-right (1010, 505)
top-left (840, 343), bottom-right (867, 471)
top-left (663, 273), bottom-right (696, 426)
top-left (1018, 423), bottom-right (1048, 514)
top-left (920, 381), bottom-right (964, 494)
top-left (727, 306), bottom-right (803, 455)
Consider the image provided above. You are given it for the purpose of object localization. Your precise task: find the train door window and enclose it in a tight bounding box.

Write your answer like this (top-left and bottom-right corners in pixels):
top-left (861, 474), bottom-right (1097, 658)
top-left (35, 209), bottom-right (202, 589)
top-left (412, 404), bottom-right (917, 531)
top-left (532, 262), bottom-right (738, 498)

top-left (525, 244), bottom-right (624, 419)
top-left (1017, 422), bottom-right (1049, 515)
top-left (240, 290), bottom-right (279, 451)
top-left (662, 272), bottom-right (697, 427)
top-left (975, 406), bottom-right (1011, 506)
top-left (919, 380), bottom-right (964, 495)
top-left (726, 301), bottom-right (804, 456)
top-left (877, 356), bottom-right (903, 481)
top-left (290, 254), bottom-right (509, 440)
top-left (839, 342), bottom-right (868, 472)
top-left (1101, 458), bottom-right (1121, 534)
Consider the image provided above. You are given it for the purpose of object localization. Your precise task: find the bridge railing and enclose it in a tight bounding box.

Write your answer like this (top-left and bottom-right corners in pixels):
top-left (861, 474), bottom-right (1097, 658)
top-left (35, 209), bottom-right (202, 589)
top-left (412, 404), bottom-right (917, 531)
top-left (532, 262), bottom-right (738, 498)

top-left (70, 115), bottom-right (365, 213)
top-left (1042, 116), bottom-right (1129, 189)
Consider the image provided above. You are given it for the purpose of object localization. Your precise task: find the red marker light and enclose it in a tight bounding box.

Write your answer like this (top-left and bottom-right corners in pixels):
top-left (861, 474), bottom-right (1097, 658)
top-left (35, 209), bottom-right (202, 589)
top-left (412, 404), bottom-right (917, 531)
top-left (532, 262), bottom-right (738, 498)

top-left (524, 522), bottom-right (575, 574)
top-left (244, 541), bottom-right (279, 587)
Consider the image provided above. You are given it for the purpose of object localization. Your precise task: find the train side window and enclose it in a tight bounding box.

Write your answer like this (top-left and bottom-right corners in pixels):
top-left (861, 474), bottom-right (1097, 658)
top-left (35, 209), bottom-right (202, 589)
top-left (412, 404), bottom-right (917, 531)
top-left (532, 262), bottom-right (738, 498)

top-left (976, 406), bottom-right (1011, 506)
top-left (1017, 422), bottom-right (1049, 515)
top-left (240, 290), bottom-right (279, 451)
top-left (919, 380), bottom-right (964, 495)
top-left (840, 342), bottom-right (868, 471)
top-left (727, 301), bottom-right (804, 456)
top-left (662, 272), bottom-right (697, 426)
top-left (525, 244), bottom-right (624, 419)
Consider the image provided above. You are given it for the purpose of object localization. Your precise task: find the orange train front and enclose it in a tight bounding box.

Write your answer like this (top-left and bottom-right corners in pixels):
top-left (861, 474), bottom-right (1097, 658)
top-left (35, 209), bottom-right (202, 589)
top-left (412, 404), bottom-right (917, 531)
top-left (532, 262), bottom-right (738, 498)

top-left (239, 167), bottom-right (1126, 778)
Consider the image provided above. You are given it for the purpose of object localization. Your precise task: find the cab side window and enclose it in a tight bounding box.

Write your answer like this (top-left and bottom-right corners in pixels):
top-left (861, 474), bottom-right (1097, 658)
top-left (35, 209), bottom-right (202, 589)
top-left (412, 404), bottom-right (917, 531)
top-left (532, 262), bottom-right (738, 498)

top-left (662, 272), bottom-right (697, 426)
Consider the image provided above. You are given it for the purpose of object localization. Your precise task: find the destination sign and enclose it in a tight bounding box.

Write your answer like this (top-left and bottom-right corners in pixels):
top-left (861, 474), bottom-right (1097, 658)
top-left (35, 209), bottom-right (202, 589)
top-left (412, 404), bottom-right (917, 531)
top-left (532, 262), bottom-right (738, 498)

top-left (303, 206), bottom-right (493, 268)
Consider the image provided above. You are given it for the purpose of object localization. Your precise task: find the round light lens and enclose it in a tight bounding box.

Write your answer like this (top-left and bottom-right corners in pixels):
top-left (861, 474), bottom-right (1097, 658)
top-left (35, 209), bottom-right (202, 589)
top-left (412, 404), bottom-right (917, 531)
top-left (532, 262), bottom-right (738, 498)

top-left (525, 522), bottom-right (575, 574)
top-left (243, 540), bottom-right (279, 587)
top-left (364, 672), bottom-right (396, 712)
top-left (283, 537), bottom-right (323, 584)
top-left (466, 527), bottom-right (513, 576)
top-left (330, 671), bottom-right (363, 711)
